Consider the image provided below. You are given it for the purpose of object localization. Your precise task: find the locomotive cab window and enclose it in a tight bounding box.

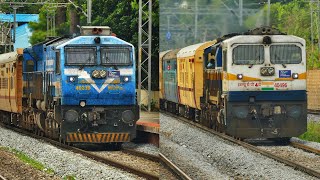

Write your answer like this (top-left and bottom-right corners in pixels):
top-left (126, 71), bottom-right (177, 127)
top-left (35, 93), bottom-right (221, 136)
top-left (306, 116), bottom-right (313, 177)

top-left (270, 44), bottom-right (302, 64)
top-left (26, 60), bottom-right (34, 72)
top-left (101, 46), bottom-right (131, 65)
top-left (65, 47), bottom-right (97, 65)
top-left (233, 45), bottom-right (264, 65)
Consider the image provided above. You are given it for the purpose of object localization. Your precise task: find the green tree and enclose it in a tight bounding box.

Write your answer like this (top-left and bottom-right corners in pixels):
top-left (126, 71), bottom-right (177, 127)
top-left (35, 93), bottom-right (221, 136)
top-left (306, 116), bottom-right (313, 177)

top-left (245, 0), bottom-right (320, 69)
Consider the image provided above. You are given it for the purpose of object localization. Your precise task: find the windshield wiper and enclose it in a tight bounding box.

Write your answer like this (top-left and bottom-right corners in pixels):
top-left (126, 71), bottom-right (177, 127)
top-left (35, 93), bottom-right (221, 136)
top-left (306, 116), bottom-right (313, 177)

top-left (79, 65), bottom-right (84, 70)
top-left (248, 64), bottom-right (253, 68)
top-left (282, 64), bottom-right (286, 68)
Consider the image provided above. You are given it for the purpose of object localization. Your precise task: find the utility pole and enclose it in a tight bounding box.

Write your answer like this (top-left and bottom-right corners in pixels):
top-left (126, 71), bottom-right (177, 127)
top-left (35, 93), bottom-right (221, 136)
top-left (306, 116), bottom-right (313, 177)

top-left (87, 0), bottom-right (92, 24)
top-left (195, 0), bottom-right (198, 40)
top-left (311, 0), bottom-right (314, 52)
top-left (11, 5), bottom-right (22, 43)
top-left (317, 0), bottom-right (320, 51)
top-left (267, 0), bottom-right (271, 26)
top-left (239, 0), bottom-right (243, 26)
top-left (138, 0), bottom-right (152, 111)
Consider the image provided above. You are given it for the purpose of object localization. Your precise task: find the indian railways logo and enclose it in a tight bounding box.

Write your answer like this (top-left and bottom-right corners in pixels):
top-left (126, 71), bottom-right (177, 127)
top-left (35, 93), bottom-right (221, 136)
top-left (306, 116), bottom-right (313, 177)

top-left (279, 70), bottom-right (291, 78)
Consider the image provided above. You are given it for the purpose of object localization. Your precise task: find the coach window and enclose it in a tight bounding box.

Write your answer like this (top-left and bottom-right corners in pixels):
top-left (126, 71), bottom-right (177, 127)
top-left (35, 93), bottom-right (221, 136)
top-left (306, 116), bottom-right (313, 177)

top-left (26, 60), bottom-right (34, 72)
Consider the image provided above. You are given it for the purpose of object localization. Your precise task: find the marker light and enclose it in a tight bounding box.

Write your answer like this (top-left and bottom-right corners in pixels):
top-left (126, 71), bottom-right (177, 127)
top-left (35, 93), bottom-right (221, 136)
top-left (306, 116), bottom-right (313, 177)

top-left (80, 101), bottom-right (86, 107)
top-left (100, 70), bottom-right (107, 78)
top-left (237, 74), bottom-right (243, 80)
top-left (292, 73), bottom-right (299, 79)
top-left (69, 77), bottom-right (75, 82)
top-left (124, 77), bottom-right (129, 82)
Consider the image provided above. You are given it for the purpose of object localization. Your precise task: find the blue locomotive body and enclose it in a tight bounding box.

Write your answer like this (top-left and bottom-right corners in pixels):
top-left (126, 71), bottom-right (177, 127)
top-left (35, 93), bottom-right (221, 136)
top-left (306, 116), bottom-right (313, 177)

top-left (21, 26), bottom-right (139, 144)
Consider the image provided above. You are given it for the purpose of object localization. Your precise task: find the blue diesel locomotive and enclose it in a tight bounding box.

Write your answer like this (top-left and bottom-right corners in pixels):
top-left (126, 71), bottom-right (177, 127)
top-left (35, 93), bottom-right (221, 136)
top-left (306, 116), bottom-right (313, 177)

top-left (0, 26), bottom-right (139, 146)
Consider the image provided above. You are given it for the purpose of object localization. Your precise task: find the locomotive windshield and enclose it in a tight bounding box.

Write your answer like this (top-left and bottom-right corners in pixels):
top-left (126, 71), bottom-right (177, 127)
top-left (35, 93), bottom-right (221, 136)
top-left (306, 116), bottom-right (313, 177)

top-left (65, 47), bottom-right (96, 65)
top-left (233, 45), bottom-right (264, 65)
top-left (101, 47), bottom-right (131, 65)
top-left (270, 44), bottom-right (302, 64)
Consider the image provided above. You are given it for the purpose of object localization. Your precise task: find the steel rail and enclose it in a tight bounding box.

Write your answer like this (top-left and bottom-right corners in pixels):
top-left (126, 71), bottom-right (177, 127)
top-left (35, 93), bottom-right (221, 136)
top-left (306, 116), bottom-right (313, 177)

top-left (0, 123), bottom-right (158, 180)
top-left (290, 141), bottom-right (320, 155)
top-left (161, 111), bottom-right (320, 179)
top-left (0, 174), bottom-right (6, 180)
top-left (159, 153), bottom-right (193, 180)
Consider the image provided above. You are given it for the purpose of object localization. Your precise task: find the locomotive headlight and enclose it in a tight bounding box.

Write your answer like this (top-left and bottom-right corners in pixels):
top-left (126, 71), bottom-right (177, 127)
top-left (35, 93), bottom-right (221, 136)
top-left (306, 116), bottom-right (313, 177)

top-left (292, 73), bottom-right (299, 79)
top-left (124, 77), bottom-right (129, 82)
top-left (92, 70), bottom-right (100, 78)
top-left (100, 70), bottom-right (107, 78)
top-left (80, 101), bottom-right (86, 107)
top-left (237, 74), bottom-right (243, 80)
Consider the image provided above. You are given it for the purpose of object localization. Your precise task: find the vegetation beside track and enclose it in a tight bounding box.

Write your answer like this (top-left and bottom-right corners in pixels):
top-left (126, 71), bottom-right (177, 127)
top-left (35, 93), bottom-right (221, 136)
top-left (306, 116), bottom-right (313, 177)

top-left (299, 121), bottom-right (320, 143)
top-left (0, 146), bottom-right (54, 174)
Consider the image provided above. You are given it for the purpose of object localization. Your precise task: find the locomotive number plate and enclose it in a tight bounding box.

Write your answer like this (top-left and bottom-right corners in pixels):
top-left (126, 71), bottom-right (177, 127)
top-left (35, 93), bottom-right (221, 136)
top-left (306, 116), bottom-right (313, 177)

top-left (76, 85), bottom-right (91, 90)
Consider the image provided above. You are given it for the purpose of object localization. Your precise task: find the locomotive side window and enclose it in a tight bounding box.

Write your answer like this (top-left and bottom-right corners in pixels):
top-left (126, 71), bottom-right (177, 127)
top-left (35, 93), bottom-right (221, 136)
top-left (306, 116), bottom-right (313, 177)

top-left (233, 45), bottom-right (264, 65)
top-left (101, 47), bottom-right (131, 65)
top-left (270, 44), bottom-right (301, 64)
top-left (55, 51), bottom-right (61, 74)
top-left (65, 47), bottom-right (96, 65)
top-left (26, 60), bottom-right (34, 72)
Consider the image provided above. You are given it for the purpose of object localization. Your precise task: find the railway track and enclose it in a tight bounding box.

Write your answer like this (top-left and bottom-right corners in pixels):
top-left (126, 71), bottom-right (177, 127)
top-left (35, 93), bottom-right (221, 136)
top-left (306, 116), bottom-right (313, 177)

top-left (161, 111), bottom-right (320, 179)
top-left (0, 123), bottom-right (159, 180)
top-left (290, 141), bottom-right (320, 155)
top-left (0, 174), bottom-right (6, 180)
top-left (159, 153), bottom-right (192, 180)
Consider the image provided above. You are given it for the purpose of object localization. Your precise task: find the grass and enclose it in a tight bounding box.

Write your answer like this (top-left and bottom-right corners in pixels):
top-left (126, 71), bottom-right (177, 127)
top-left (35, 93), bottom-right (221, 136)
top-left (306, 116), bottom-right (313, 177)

top-left (0, 147), bottom-right (54, 175)
top-left (299, 121), bottom-right (320, 143)
top-left (63, 175), bottom-right (76, 180)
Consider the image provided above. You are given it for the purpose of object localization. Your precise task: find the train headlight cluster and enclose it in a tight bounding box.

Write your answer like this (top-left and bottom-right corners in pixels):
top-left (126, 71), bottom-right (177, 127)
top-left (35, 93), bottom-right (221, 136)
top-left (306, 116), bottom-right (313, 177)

top-left (92, 70), bottom-right (108, 78)
top-left (292, 73), bottom-right (299, 79)
top-left (237, 74), bottom-right (243, 80)
top-left (260, 67), bottom-right (275, 76)
top-left (124, 77), bottom-right (129, 82)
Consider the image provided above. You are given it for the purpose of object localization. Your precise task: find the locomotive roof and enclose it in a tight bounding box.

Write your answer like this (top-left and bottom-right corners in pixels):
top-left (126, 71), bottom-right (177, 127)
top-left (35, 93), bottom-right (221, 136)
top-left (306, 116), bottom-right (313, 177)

top-left (163, 49), bottom-right (181, 60)
top-left (56, 35), bottom-right (134, 49)
top-left (177, 42), bottom-right (207, 58)
top-left (222, 34), bottom-right (305, 47)
top-left (0, 50), bottom-right (22, 64)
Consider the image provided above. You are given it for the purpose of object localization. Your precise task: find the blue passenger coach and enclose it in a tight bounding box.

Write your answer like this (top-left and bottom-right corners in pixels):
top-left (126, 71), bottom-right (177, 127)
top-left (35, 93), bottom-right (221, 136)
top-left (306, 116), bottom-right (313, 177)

top-left (21, 26), bottom-right (139, 145)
